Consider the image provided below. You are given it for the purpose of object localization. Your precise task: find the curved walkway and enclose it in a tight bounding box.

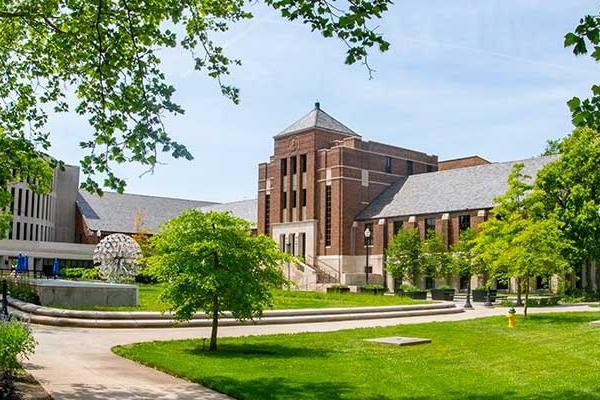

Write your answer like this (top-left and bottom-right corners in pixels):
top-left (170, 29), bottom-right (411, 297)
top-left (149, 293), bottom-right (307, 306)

top-left (24, 304), bottom-right (598, 400)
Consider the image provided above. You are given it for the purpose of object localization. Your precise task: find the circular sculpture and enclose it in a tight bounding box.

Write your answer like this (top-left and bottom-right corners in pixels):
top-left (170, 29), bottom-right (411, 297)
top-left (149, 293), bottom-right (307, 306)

top-left (93, 233), bottom-right (142, 282)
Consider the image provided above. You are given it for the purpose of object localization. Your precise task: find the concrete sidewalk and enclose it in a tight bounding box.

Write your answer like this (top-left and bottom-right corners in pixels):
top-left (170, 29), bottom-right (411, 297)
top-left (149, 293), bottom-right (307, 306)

top-left (26, 305), bottom-right (598, 400)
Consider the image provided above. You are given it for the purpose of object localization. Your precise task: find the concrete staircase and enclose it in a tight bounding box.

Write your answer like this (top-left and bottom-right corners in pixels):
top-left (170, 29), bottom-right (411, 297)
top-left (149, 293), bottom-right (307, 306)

top-left (9, 298), bottom-right (463, 328)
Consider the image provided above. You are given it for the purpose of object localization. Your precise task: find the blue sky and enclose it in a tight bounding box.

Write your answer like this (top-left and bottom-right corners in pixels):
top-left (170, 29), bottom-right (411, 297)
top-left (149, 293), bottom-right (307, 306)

top-left (47, 0), bottom-right (598, 203)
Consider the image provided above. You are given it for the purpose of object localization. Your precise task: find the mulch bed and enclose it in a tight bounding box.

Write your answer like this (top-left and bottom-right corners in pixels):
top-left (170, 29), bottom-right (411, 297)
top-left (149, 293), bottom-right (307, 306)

top-left (1, 371), bottom-right (51, 400)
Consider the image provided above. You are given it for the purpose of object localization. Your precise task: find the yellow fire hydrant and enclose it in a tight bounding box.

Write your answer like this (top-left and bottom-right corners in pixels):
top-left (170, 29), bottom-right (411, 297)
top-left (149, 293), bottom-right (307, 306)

top-left (507, 307), bottom-right (517, 328)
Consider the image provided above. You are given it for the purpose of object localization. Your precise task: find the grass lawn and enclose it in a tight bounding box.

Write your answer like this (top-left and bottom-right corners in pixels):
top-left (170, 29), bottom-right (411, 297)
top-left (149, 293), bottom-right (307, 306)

top-left (54, 285), bottom-right (428, 312)
top-left (114, 313), bottom-right (600, 400)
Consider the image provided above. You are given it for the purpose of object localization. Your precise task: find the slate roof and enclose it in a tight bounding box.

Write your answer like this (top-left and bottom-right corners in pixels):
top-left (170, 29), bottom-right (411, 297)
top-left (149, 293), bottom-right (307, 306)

top-left (275, 103), bottom-right (360, 138)
top-left (356, 155), bottom-right (558, 220)
top-left (77, 191), bottom-right (219, 234)
top-left (198, 199), bottom-right (258, 227)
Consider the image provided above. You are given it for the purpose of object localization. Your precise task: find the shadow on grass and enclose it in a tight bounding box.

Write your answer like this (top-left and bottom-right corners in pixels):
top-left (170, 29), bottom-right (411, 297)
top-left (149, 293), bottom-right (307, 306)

top-left (185, 342), bottom-right (333, 359)
top-left (524, 313), bottom-right (600, 325)
top-left (199, 377), bottom-right (600, 400)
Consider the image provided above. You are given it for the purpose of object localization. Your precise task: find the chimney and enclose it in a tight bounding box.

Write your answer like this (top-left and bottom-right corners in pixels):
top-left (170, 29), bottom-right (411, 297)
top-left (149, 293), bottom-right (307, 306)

top-left (315, 101), bottom-right (320, 110)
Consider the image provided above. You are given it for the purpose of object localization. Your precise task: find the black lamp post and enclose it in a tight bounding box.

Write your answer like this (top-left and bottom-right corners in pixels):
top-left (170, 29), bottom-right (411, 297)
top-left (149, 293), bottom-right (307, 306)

top-left (1, 279), bottom-right (9, 321)
top-left (364, 227), bottom-right (371, 285)
top-left (286, 238), bottom-right (291, 289)
top-left (464, 277), bottom-right (473, 310)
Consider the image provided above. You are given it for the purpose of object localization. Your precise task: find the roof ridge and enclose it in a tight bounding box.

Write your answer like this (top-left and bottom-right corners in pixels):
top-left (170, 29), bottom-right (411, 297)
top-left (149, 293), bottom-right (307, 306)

top-left (79, 190), bottom-right (220, 205)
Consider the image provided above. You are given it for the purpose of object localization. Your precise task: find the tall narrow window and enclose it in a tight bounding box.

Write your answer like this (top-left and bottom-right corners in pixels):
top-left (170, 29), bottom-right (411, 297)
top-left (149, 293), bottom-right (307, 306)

top-left (10, 188), bottom-right (15, 213)
top-left (393, 220), bottom-right (403, 234)
top-left (264, 195), bottom-right (271, 235)
top-left (301, 189), bottom-right (307, 207)
top-left (300, 154), bottom-right (307, 173)
top-left (384, 156), bottom-right (392, 173)
top-left (36, 194), bottom-right (40, 218)
top-left (407, 160), bottom-right (414, 176)
top-left (291, 156), bottom-right (297, 175)
top-left (23, 223), bottom-right (28, 240)
top-left (291, 190), bottom-right (297, 208)
top-left (459, 214), bottom-right (471, 232)
top-left (17, 189), bottom-right (22, 216)
top-left (282, 192), bottom-right (287, 209)
top-left (325, 186), bottom-right (332, 247)
top-left (281, 158), bottom-right (287, 176)
top-left (425, 218), bottom-right (436, 237)
top-left (29, 223), bottom-right (33, 241)
top-left (16, 222), bottom-right (20, 240)
top-left (24, 191), bottom-right (29, 217)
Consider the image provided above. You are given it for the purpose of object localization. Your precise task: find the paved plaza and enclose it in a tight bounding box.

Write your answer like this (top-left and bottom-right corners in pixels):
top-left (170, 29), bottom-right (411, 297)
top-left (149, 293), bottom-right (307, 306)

top-left (25, 305), bottom-right (597, 400)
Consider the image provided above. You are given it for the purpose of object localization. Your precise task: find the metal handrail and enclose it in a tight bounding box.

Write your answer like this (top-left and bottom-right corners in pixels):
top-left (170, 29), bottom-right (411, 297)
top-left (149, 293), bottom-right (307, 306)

top-left (305, 255), bottom-right (340, 283)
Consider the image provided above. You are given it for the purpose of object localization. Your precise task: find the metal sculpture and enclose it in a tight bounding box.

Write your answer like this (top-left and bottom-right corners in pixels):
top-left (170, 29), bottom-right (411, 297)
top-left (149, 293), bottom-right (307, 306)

top-left (93, 233), bottom-right (142, 282)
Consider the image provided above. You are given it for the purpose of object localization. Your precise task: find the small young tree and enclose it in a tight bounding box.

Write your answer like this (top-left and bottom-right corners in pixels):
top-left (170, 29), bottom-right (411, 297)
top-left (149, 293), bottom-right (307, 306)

top-left (148, 210), bottom-right (288, 351)
top-left (421, 233), bottom-right (452, 287)
top-left (386, 229), bottom-right (422, 287)
top-left (450, 228), bottom-right (481, 298)
top-left (473, 163), bottom-right (572, 315)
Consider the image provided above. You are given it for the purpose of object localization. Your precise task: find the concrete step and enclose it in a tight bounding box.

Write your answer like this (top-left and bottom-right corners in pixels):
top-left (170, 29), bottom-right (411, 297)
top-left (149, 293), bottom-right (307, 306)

top-left (9, 299), bottom-right (464, 329)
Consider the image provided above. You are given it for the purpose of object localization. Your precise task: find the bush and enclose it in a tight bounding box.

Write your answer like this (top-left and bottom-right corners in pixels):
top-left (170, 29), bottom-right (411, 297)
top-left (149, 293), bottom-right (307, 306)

top-left (7, 279), bottom-right (39, 304)
top-left (61, 267), bottom-right (100, 281)
top-left (501, 296), bottom-right (562, 307)
top-left (399, 283), bottom-right (420, 293)
top-left (0, 321), bottom-right (36, 398)
top-left (135, 268), bottom-right (158, 284)
top-left (363, 284), bottom-right (384, 290)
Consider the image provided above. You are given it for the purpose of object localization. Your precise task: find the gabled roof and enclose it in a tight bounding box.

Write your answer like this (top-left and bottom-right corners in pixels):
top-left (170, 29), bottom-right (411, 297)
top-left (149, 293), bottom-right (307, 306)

top-left (77, 191), bottom-right (218, 234)
top-left (356, 155), bottom-right (558, 220)
top-left (198, 199), bottom-right (258, 227)
top-left (275, 103), bottom-right (360, 138)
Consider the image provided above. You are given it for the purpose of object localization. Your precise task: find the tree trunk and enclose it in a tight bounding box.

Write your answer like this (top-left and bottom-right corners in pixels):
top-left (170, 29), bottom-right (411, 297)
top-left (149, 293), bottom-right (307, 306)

top-left (209, 294), bottom-right (219, 351)
top-left (516, 277), bottom-right (523, 307)
top-left (524, 277), bottom-right (530, 317)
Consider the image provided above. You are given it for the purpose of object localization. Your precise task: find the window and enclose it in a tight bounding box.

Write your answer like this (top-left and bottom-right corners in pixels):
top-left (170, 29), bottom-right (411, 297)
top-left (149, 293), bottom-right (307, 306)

top-left (459, 214), bottom-right (471, 232)
top-left (282, 192), bottom-right (287, 209)
top-left (29, 223), bottom-right (33, 241)
top-left (291, 190), bottom-right (297, 208)
top-left (325, 186), bottom-right (332, 247)
top-left (425, 218), bottom-right (436, 237)
top-left (16, 222), bottom-right (20, 240)
top-left (36, 194), bottom-right (40, 218)
top-left (300, 154), bottom-right (307, 173)
top-left (364, 223), bottom-right (373, 246)
top-left (281, 158), bottom-right (287, 176)
top-left (290, 233), bottom-right (296, 256)
top-left (384, 156), bottom-right (392, 173)
top-left (427, 164), bottom-right (435, 173)
top-left (299, 233), bottom-right (306, 258)
top-left (291, 156), bottom-right (297, 175)
top-left (393, 220), bottom-right (403, 234)
top-left (279, 234), bottom-right (286, 252)
top-left (264, 195), bottom-right (271, 234)
top-left (24, 191), bottom-right (29, 217)
top-left (301, 189), bottom-right (307, 207)
top-left (17, 189), bottom-right (22, 216)
top-left (407, 160), bottom-right (414, 176)
top-left (10, 188), bottom-right (14, 213)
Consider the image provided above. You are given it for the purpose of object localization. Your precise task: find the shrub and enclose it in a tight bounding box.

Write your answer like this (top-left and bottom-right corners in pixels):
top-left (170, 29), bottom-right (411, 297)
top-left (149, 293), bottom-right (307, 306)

top-left (7, 279), bottom-right (39, 304)
top-left (61, 267), bottom-right (100, 281)
top-left (135, 268), bottom-right (158, 284)
top-left (363, 284), bottom-right (384, 290)
top-left (399, 283), bottom-right (421, 293)
top-left (0, 321), bottom-right (36, 398)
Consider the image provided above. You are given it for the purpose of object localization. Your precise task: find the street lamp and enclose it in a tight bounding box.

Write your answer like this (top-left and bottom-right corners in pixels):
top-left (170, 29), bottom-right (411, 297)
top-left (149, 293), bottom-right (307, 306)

top-left (286, 237), bottom-right (291, 289)
top-left (364, 227), bottom-right (371, 285)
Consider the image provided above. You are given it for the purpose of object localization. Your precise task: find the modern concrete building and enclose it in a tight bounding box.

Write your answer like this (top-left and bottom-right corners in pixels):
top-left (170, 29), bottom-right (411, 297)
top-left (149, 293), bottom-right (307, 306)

top-left (0, 164), bottom-right (257, 275)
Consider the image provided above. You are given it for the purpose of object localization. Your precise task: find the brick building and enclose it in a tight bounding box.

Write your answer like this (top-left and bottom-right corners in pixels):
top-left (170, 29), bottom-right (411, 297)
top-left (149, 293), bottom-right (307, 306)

top-left (257, 103), bottom-right (559, 291)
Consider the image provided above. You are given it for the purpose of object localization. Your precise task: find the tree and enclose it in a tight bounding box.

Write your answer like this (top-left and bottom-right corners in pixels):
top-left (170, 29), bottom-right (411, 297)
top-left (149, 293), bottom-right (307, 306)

top-left (0, 132), bottom-right (53, 240)
top-left (421, 233), bottom-right (452, 286)
top-left (535, 128), bottom-right (600, 284)
top-left (450, 228), bottom-right (482, 297)
top-left (386, 228), bottom-right (422, 287)
top-left (565, 13), bottom-right (600, 131)
top-left (0, 0), bottom-right (392, 194)
top-left (473, 164), bottom-right (571, 316)
top-left (147, 210), bottom-right (288, 351)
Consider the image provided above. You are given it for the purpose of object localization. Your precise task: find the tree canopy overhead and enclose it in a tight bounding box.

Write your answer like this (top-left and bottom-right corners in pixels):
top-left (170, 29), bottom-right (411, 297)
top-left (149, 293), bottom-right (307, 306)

top-left (0, 0), bottom-right (392, 194)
